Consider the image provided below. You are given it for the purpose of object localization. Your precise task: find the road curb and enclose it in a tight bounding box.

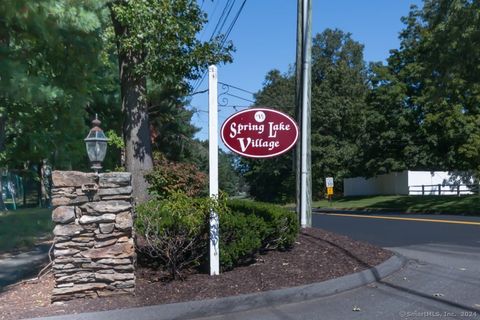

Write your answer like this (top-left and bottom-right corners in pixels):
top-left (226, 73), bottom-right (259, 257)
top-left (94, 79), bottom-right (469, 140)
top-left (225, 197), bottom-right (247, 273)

top-left (34, 254), bottom-right (407, 320)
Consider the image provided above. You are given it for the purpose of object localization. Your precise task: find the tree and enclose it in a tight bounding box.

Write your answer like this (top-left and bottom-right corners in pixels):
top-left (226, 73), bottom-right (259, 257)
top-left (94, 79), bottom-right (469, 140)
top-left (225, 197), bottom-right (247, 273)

top-left (108, 0), bottom-right (233, 203)
top-left (309, 29), bottom-right (369, 196)
top-left (148, 83), bottom-right (200, 162)
top-left (361, 62), bottom-right (423, 176)
top-left (241, 70), bottom-right (297, 203)
top-left (0, 0), bottom-right (108, 208)
top-left (387, 0), bottom-right (480, 176)
top-left (244, 29), bottom-right (370, 202)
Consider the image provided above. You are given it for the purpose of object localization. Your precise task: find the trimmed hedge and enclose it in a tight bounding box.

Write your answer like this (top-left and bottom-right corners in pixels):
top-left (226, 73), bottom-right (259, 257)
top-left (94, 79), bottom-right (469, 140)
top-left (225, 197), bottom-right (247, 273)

top-left (226, 199), bottom-right (299, 250)
top-left (135, 195), bottom-right (299, 277)
top-left (220, 200), bottom-right (298, 271)
top-left (135, 193), bottom-right (213, 279)
top-left (219, 211), bottom-right (266, 270)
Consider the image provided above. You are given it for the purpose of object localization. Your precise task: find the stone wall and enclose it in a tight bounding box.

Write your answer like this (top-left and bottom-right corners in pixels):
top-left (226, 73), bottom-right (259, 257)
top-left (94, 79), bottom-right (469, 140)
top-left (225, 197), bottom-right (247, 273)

top-left (51, 171), bottom-right (135, 302)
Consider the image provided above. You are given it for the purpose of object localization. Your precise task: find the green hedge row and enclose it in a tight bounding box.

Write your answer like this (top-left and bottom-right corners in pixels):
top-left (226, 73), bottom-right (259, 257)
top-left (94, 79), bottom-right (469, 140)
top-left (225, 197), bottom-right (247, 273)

top-left (135, 193), bottom-right (299, 277)
top-left (221, 200), bottom-right (299, 270)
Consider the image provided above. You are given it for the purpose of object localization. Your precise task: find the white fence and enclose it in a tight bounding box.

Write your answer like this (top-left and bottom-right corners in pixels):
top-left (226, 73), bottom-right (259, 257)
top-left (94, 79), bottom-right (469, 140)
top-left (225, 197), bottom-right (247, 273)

top-left (344, 171), bottom-right (477, 196)
top-left (409, 184), bottom-right (477, 196)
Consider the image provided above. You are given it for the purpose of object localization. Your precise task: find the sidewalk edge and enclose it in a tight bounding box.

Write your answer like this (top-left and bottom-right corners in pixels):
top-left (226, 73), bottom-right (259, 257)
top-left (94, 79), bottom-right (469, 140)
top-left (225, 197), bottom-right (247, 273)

top-left (32, 254), bottom-right (407, 320)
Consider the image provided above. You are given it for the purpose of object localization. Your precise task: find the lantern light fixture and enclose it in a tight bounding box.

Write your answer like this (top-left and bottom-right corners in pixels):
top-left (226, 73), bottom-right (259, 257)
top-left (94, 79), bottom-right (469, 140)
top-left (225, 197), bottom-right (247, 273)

top-left (84, 114), bottom-right (108, 173)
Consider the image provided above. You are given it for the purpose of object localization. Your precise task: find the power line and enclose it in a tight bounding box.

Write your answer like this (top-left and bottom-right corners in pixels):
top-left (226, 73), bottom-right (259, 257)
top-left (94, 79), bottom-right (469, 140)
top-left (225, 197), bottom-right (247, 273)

top-left (218, 81), bottom-right (255, 95)
top-left (221, 93), bottom-right (254, 104)
top-left (198, 0), bottom-right (221, 41)
top-left (220, 0), bottom-right (246, 48)
top-left (209, 0), bottom-right (236, 41)
top-left (192, 1), bottom-right (236, 91)
top-left (192, 0), bottom-right (248, 94)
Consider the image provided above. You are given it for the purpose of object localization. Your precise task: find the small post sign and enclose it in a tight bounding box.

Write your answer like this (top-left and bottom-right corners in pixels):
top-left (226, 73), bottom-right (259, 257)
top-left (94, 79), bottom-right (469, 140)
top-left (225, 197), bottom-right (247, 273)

top-left (325, 177), bottom-right (334, 198)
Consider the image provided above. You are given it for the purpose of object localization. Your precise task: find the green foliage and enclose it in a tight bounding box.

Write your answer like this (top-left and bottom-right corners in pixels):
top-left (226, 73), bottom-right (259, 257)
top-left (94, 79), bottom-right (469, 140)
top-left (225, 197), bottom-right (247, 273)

top-left (135, 192), bottom-right (215, 279)
top-left (361, 62), bottom-right (418, 176)
top-left (145, 152), bottom-right (208, 199)
top-left (226, 200), bottom-right (299, 250)
top-left (244, 29), bottom-right (369, 201)
top-left (106, 130), bottom-right (124, 149)
top-left (312, 195), bottom-right (480, 215)
top-left (385, 0), bottom-right (480, 176)
top-left (218, 150), bottom-right (249, 197)
top-left (154, 138), bottom-right (247, 198)
top-left (309, 29), bottom-right (369, 193)
top-left (0, 0), bottom-right (235, 178)
top-left (135, 195), bottom-right (298, 277)
top-left (0, 0), bottom-right (112, 170)
top-left (147, 83), bottom-right (199, 162)
top-left (109, 0), bottom-right (233, 88)
top-left (219, 211), bottom-right (266, 271)
top-left (240, 70), bottom-right (297, 203)
top-left (108, 0), bottom-right (235, 201)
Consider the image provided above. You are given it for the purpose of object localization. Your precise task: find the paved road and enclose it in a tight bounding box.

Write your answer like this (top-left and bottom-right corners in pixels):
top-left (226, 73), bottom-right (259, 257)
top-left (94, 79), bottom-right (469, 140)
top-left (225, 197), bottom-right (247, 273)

top-left (0, 243), bottom-right (51, 289)
top-left (312, 212), bottom-right (480, 247)
top-left (191, 212), bottom-right (480, 320)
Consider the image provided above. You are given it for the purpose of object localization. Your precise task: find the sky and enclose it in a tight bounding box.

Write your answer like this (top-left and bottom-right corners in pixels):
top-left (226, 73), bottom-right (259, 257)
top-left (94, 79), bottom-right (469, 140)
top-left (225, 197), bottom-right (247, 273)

top-left (189, 0), bottom-right (424, 142)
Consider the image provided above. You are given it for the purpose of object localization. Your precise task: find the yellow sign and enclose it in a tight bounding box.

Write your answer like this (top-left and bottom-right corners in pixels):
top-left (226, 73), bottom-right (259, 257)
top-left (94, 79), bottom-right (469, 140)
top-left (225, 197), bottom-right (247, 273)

top-left (327, 187), bottom-right (334, 195)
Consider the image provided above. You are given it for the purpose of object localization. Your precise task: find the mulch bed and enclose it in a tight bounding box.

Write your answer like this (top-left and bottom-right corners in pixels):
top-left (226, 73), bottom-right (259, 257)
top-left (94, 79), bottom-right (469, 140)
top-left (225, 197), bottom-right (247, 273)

top-left (0, 228), bottom-right (392, 320)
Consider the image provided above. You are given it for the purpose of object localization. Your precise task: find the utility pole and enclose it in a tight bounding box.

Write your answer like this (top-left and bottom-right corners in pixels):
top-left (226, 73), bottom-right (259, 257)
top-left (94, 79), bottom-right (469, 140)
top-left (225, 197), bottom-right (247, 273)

top-left (295, 0), bottom-right (312, 228)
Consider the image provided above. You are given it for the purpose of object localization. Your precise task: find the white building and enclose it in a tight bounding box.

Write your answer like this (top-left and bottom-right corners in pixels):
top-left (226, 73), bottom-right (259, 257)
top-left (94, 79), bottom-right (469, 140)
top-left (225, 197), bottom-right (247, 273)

top-left (343, 171), bottom-right (475, 196)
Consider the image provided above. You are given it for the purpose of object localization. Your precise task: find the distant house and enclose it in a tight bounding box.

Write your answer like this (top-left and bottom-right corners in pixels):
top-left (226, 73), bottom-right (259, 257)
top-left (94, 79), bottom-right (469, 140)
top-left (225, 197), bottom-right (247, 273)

top-left (343, 171), bottom-right (476, 196)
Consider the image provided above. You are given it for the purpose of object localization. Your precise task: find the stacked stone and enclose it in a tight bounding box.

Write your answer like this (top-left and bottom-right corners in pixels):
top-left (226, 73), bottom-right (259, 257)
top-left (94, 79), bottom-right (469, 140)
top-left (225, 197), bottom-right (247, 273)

top-left (51, 171), bottom-right (135, 302)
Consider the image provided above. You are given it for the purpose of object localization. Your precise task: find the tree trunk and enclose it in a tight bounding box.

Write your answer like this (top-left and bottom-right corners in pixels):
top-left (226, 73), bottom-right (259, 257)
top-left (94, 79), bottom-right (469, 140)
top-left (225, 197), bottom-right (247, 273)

top-left (111, 6), bottom-right (153, 204)
top-left (120, 65), bottom-right (153, 204)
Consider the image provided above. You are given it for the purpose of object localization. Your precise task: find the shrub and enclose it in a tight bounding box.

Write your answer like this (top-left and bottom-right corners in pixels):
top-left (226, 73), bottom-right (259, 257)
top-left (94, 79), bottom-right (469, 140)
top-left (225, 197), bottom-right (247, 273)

top-left (145, 152), bottom-right (207, 199)
top-left (136, 195), bottom-right (299, 277)
top-left (226, 199), bottom-right (299, 250)
top-left (219, 212), bottom-right (266, 270)
top-left (135, 192), bottom-right (213, 279)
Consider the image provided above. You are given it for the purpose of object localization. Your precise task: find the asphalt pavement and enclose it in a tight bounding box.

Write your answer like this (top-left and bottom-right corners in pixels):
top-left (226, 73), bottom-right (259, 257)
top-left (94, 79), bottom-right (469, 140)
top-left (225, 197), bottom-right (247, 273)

top-left (0, 243), bottom-right (51, 289)
top-left (183, 212), bottom-right (480, 320)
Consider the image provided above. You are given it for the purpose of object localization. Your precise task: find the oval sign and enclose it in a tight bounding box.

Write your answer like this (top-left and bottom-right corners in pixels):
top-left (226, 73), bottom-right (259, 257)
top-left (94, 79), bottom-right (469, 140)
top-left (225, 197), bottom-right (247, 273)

top-left (221, 107), bottom-right (299, 158)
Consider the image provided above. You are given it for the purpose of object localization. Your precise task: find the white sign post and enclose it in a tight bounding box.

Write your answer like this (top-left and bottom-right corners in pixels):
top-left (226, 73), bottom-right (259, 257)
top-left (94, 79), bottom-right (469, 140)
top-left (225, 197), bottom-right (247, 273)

top-left (208, 65), bottom-right (220, 275)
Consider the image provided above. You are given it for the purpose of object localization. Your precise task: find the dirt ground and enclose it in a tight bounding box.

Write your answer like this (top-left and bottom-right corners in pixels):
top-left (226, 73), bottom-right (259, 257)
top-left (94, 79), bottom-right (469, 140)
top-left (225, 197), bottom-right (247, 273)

top-left (0, 228), bottom-right (392, 320)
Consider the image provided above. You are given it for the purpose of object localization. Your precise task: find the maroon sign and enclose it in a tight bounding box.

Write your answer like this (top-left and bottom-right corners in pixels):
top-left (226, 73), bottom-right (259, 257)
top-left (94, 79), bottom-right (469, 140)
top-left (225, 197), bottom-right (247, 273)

top-left (221, 107), bottom-right (299, 158)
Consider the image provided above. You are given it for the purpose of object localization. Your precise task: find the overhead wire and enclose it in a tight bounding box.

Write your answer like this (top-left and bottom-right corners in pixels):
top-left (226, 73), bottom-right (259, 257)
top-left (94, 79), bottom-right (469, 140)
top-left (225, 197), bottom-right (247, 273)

top-left (191, 0), bottom-right (236, 91)
top-left (219, 0), bottom-right (246, 48)
top-left (218, 81), bottom-right (255, 95)
top-left (209, 0), bottom-right (236, 41)
top-left (198, 0), bottom-right (221, 41)
top-left (191, 0), bottom-right (247, 94)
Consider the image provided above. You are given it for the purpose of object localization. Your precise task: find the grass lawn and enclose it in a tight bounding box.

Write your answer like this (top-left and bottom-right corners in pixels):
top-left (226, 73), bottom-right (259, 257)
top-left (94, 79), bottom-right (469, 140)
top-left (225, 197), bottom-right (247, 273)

top-left (313, 195), bottom-right (480, 215)
top-left (0, 208), bottom-right (53, 253)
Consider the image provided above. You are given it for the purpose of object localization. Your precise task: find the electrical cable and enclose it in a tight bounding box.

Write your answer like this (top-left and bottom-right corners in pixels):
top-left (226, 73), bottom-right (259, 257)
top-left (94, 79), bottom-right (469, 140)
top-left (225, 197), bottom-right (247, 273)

top-left (209, 0), bottom-right (235, 41)
top-left (218, 81), bottom-right (254, 95)
top-left (191, 0), bottom-right (247, 94)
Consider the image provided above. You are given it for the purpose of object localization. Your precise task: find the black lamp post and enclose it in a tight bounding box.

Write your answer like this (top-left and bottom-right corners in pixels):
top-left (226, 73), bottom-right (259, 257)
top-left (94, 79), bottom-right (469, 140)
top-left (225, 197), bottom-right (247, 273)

top-left (84, 115), bottom-right (108, 173)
